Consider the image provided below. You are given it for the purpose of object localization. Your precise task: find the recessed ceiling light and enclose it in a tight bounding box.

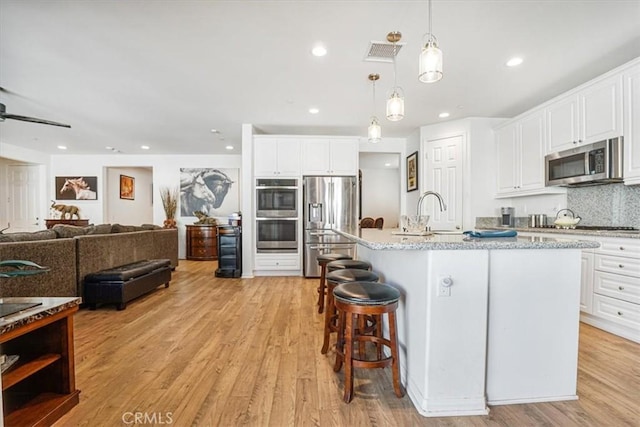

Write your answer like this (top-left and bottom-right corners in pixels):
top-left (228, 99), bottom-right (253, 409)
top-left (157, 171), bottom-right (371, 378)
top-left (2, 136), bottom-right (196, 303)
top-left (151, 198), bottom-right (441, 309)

top-left (141, 145), bottom-right (150, 150)
top-left (439, 112), bottom-right (450, 118)
top-left (211, 129), bottom-right (220, 133)
top-left (384, 162), bottom-right (391, 167)
top-left (506, 57), bottom-right (523, 67)
top-left (105, 146), bottom-right (113, 150)
top-left (57, 145), bottom-right (67, 150)
top-left (309, 107), bottom-right (320, 114)
top-left (225, 145), bottom-right (234, 150)
top-left (312, 45), bottom-right (327, 57)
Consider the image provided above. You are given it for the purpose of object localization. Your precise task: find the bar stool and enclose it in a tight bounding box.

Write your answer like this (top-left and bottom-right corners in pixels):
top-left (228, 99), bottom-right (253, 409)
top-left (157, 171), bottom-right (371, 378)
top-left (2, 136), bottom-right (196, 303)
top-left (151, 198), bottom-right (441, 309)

top-left (326, 259), bottom-right (372, 273)
top-left (316, 253), bottom-right (353, 313)
top-left (321, 268), bottom-right (379, 355)
top-left (333, 281), bottom-right (404, 403)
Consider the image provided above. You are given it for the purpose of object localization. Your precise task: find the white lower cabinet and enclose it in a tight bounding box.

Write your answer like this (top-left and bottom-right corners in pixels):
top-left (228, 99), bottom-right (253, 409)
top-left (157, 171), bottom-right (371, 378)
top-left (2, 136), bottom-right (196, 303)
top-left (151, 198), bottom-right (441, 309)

top-left (582, 237), bottom-right (640, 343)
top-left (254, 253), bottom-right (300, 272)
top-left (580, 251), bottom-right (594, 313)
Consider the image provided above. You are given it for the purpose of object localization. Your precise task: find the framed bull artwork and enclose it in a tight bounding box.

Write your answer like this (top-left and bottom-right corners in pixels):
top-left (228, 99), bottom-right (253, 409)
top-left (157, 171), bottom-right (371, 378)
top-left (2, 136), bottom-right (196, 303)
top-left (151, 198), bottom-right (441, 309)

top-left (179, 168), bottom-right (239, 218)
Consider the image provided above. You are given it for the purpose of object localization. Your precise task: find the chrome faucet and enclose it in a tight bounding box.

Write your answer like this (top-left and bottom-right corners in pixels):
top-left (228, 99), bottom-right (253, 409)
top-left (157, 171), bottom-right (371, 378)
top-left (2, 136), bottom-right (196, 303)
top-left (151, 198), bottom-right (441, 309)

top-left (417, 191), bottom-right (447, 216)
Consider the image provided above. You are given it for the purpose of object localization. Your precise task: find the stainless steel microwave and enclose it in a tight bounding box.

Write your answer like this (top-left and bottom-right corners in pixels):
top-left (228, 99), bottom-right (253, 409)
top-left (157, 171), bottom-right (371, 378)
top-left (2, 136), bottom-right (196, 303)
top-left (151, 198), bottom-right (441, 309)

top-left (545, 137), bottom-right (623, 186)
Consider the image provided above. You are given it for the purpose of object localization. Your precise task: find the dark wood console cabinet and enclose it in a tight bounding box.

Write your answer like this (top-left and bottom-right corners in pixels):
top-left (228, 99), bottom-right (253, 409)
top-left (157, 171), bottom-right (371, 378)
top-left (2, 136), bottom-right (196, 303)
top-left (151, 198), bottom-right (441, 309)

top-left (186, 225), bottom-right (218, 260)
top-left (45, 219), bottom-right (89, 229)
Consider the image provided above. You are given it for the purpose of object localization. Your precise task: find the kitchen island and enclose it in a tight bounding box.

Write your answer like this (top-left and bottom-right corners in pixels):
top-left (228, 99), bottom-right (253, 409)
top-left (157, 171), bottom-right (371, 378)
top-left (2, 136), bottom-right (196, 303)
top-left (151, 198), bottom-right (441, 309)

top-left (335, 228), bottom-right (599, 417)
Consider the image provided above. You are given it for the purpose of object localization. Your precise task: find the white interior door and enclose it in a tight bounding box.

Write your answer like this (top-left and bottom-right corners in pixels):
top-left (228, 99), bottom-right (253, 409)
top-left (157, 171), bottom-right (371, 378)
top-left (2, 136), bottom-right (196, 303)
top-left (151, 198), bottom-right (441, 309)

top-left (7, 164), bottom-right (41, 232)
top-left (423, 135), bottom-right (463, 230)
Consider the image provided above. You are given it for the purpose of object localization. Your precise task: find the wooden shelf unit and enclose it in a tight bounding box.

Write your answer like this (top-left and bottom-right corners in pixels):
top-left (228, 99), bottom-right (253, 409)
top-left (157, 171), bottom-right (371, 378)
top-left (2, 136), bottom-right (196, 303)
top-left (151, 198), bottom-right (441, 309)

top-left (1, 305), bottom-right (80, 426)
top-left (186, 225), bottom-right (218, 261)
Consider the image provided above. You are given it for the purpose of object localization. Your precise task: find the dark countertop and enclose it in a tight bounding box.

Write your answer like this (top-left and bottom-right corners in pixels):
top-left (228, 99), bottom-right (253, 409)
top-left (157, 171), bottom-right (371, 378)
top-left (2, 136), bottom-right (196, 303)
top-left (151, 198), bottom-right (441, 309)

top-left (0, 297), bottom-right (81, 335)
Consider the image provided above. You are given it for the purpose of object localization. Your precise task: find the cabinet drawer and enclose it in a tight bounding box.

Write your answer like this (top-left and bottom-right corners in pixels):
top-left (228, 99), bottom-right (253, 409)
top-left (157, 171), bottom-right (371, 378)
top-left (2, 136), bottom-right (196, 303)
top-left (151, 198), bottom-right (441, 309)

top-left (592, 294), bottom-right (640, 331)
top-left (595, 237), bottom-right (640, 259)
top-left (254, 256), bottom-right (300, 270)
top-left (594, 254), bottom-right (640, 278)
top-left (594, 270), bottom-right (640, 304)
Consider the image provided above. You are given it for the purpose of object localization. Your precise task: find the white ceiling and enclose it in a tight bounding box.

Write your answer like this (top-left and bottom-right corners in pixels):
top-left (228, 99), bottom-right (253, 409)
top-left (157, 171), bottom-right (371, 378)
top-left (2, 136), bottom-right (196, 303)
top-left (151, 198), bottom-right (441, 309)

top-left (1, 0), bottom-right (639, 156)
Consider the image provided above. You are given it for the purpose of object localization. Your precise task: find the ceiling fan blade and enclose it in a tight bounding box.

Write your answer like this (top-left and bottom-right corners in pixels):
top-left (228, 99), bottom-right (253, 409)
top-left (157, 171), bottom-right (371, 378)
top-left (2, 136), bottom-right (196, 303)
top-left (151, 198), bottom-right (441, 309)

top-left (2, 113), bottom-right (71, 128)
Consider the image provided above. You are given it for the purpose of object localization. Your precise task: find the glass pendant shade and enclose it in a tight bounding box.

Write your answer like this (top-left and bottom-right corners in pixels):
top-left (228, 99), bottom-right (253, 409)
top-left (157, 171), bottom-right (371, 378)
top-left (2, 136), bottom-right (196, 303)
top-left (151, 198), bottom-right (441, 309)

top-left (419, 40), bottom-right (443, 83)
top-left (386, 89), bottom-right (405, 121)
top-left (368, 117), bottom-right (381, 143)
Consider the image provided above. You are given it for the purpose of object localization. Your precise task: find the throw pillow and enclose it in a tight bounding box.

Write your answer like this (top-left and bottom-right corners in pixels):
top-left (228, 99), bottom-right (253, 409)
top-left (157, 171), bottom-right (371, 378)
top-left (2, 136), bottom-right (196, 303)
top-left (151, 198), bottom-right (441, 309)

top-left (52, 224), bottom-right (88, 238)
top-left (0, 229), bottom-right (57, 242)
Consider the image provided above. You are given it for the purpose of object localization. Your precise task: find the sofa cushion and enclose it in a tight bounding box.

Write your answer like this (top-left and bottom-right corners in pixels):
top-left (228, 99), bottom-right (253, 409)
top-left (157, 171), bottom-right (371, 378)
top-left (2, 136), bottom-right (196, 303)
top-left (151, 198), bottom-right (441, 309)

top-left (84, 224), bottom-right (113, 235)
top-left (52, 224), bottom-right (88, 238)
top-left (0, 229), bottom-right (57, 242)
top-left (141, 223), bottom-right (162, 230)
top-left (111, 224), bottom-right (144, 233)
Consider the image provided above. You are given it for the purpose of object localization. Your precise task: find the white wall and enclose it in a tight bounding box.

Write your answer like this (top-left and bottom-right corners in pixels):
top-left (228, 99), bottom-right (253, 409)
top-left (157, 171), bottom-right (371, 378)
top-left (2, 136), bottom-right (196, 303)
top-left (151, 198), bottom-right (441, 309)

top-left (405, 129), bottom-right (420, 216)
top-left (49, 153), bottom-right (242, 258)
top-left (106, 166), bottom-right (153, 225)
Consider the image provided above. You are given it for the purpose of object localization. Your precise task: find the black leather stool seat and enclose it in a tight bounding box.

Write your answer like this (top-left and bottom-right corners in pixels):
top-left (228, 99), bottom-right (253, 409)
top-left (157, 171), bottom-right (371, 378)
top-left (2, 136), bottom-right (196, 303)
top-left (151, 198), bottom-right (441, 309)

top-left (334, 281), bottom-right (400, 305)
top-left (326, 269), bottom-right (379, 284)
top-left (327, 259), bottom-right (372, 272)
top-left (317, 253), bottom-right (352, 265)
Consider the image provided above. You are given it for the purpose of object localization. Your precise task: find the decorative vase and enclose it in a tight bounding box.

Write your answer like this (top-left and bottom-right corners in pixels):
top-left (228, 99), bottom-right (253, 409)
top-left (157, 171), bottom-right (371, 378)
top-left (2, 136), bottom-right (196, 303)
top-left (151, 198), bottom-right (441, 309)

top-left (163, 219), bottom-right (177, 229)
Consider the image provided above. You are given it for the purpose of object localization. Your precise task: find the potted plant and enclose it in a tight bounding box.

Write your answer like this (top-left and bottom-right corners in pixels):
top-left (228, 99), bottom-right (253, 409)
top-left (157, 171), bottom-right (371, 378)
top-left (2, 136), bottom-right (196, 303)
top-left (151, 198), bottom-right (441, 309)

top-left (159, 186), bottom-right (178, 229)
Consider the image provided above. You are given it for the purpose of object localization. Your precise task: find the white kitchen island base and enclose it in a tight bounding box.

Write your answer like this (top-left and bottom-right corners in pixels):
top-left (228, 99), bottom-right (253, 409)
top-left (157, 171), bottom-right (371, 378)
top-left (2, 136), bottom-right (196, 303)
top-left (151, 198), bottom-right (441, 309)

top-left (341, 229), bottom-right (596, 418)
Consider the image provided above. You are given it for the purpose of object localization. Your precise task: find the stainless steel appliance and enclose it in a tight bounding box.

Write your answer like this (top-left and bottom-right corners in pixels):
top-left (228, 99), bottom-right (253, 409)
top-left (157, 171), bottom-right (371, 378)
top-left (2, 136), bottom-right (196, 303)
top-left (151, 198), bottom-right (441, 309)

top-left (303, 176), bottom-right (358, 277)
top-left (256, 218), bottom-right (298, 252)
top-left (501, 207), bottom-right (515, 227)
top-left (256, 178), bottom-right (298, 218)
top-left (545, 137), bottom-right (623, 186)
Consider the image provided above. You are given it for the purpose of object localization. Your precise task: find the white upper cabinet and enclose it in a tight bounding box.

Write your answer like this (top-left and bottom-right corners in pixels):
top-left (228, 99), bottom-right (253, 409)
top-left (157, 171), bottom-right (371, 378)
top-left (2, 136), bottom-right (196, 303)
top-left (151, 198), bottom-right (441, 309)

top-left (623, 62), bottom-right (640, 185)
top-left (254, 137), bottom-right (301, 177)
top-left (496, 109), bottom-right (558, 197)
top-left (546, 74), bottom-right (623, 153)
top-left (302, 138), bottom-right (358, 175)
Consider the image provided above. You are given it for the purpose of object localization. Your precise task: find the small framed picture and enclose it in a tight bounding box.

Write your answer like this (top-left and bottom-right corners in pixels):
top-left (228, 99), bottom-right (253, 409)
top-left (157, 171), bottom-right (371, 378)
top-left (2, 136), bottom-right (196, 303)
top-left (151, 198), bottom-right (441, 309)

top-left (406, 151), bottom-right (418, 192)
top-left (119, 175), bottom-right (135, 200)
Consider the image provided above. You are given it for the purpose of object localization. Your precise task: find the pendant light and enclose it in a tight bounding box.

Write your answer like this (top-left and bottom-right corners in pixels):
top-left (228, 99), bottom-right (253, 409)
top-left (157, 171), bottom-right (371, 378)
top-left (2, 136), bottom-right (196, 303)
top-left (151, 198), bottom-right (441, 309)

top-left (419, 0), bottom-right (443, 83)
top-left (386, 31), bottom-right (405, 121)
top-left (368, 73), bottom-right (381, 143)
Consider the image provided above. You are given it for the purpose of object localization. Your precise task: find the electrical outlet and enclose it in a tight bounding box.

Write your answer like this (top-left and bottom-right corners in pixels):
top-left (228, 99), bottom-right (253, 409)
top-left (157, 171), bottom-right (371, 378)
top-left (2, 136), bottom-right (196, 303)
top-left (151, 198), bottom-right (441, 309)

top-left (437, 275), bottom-right (453, 297)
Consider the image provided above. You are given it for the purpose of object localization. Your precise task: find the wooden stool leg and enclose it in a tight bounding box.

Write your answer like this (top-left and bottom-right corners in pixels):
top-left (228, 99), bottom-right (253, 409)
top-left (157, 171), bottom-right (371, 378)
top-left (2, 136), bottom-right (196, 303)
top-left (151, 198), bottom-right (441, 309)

top-left (389, 311), bottom-right (404, 398)
top-left (321, 282), bottom-right (335, 354)
top-left (333, 309), bottom-right (345, 372)
top-left (375, 314), bottom-right (383, 361)
top-left (317, 264), bottom-right (327, 313)
top-left (343, 311), bottom-right (355, 403)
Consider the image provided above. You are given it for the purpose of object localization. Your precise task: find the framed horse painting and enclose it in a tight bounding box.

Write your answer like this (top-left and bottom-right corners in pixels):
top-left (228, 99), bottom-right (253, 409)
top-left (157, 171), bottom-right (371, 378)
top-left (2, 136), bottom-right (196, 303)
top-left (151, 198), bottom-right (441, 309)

top-left (120, 175), bottom-right (135, 200)
top-left (56, 176), bottom-right (98, 200)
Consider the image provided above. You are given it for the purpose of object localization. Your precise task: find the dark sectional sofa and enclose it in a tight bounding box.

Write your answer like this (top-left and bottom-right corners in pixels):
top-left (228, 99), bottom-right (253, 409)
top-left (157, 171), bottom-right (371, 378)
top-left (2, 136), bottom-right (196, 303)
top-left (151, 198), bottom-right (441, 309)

top-left (0, 224), bottom-right (178, 299)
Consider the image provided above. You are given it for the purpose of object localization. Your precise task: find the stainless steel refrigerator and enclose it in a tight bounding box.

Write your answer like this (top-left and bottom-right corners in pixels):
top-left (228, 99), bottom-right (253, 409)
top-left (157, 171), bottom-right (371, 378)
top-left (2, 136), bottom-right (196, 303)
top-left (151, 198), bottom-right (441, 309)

top-left (303, 176), bottom-right (358, 277)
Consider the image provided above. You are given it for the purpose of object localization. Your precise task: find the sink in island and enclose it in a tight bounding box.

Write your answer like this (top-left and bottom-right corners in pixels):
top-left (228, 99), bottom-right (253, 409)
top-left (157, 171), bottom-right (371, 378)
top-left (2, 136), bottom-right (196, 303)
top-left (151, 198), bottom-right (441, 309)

top-left (335, 228), bottom-right (599, 418)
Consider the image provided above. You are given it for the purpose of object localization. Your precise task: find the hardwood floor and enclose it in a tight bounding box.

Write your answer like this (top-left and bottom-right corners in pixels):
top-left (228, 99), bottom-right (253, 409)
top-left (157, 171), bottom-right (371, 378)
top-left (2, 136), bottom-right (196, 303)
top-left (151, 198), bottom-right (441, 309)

top-left (55, 260), bottom-right (640, 426)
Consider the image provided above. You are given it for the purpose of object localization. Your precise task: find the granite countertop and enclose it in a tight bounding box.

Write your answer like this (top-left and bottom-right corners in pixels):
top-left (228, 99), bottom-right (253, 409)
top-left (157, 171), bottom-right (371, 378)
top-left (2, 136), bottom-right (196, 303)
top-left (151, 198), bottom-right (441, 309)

top-left (335, 228), bottom-right (600, 251)
top-left (481, 226), bottom-right (640, 239)
top-left (0, 297), bottom-right (81, 335)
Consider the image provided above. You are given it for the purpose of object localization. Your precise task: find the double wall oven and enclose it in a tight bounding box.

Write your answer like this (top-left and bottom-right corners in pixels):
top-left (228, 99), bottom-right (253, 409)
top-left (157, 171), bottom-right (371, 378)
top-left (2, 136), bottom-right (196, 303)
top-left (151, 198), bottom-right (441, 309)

top-left (255, 178), bottom-right (299, 252)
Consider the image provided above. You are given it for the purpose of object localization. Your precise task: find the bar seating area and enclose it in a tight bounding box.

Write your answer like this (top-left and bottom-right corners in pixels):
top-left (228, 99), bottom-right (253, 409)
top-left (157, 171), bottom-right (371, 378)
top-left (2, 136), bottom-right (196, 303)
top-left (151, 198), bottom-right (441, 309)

top-left (315, 255), bottom-right (404, 402)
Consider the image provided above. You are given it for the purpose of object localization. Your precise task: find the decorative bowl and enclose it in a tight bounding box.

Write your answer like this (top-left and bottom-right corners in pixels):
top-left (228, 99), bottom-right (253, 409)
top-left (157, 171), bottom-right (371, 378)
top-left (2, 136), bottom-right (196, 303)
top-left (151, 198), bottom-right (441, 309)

top-left (400, 215), bottom-right (430, 233)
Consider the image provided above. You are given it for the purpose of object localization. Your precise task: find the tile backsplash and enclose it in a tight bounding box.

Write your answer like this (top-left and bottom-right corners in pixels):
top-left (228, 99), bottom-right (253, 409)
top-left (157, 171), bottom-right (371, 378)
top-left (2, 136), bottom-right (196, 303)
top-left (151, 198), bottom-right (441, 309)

top-left (567, 183), bottom-right (640, 227)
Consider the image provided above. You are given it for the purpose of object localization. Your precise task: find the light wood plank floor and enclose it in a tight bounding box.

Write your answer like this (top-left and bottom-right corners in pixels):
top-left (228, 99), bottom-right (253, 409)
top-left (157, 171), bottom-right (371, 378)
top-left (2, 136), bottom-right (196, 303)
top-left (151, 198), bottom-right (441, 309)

top-left (56, 260), bottom-right (640, 426)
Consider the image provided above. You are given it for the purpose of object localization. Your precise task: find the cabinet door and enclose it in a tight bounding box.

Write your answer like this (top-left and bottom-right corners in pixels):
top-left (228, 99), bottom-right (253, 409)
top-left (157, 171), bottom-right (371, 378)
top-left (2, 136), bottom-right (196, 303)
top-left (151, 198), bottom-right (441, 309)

top-left (579, 74), bottom-right (622, 145)
top-left (624, 63), bottom-right (640, 185)
top-left (495, 124), bottom-right (518, 194)
top-left (581, 251), bottom-right (594, 313)
top-left (329, 139), bottom-right (358, 175)
top-left (302, 139), bottom-right (331, 174)
top-left (254, 137), bottom-right (279, 176)
top-left (275, 139), bottom-right (301, 176)
top-left (518, 111), bottom-right (545, 191)
top-left (546, 94), bottom-right (579, 153)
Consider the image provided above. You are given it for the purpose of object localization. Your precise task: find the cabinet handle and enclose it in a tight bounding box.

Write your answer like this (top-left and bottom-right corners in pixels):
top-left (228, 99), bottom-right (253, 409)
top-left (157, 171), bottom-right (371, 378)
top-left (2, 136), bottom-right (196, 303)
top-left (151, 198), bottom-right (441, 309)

top-left (578, 139), bottom-right (582, 143)
top-left (619, 246), bottom-right (625, 251)
top-left (619, 264), bottom-right (624, 268)
top-left (572, 140), bottom-right (577, 144)
top-left (618, 286), bottom-right (624, 291)
top-left (617, 311), bottom-right (623, 316)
